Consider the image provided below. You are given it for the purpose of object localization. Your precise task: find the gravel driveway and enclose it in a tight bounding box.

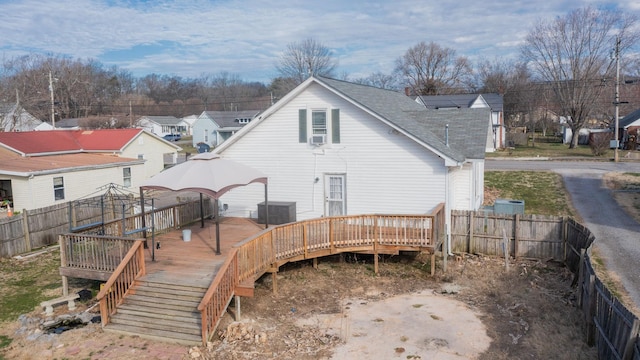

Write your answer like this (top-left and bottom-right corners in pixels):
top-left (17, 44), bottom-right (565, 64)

top-left (487, 159), bottom-right (640, 309)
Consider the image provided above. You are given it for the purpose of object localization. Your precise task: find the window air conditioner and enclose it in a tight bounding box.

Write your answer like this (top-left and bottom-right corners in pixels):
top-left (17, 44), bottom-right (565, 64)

top-left (310, 134), bottom-right (326, 145)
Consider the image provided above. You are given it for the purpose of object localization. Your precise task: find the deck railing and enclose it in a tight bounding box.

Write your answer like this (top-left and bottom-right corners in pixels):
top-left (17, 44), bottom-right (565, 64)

top-left (96, 240), bottom-right (146, 326)
top-left (59, 234), bottom-right (139, 274)
top-left (76, 199), bottom-right (212, 237)
top-left (234, 213), bottom-right (437, 284)
top-left (198, 248), bottom-right (239, 343)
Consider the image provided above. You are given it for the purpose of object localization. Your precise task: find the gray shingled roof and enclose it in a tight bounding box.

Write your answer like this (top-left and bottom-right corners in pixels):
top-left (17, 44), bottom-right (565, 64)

top-left (141, 116), bottom-right (181, 125)
top-left (316, 77), bottom-right (487, 162)
top-left (203, 110), bottom-right (260, 128)
top-left (418, 93), bottom-right (503, 112)
top-left (620, 108), bottom-right (640, 128)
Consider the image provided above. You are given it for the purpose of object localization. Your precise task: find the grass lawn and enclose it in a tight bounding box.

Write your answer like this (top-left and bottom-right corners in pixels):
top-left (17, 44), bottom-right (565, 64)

top-left (486, 142), bottom-right (614, 159)
top-left (484, 170), bottom-right (575, 217)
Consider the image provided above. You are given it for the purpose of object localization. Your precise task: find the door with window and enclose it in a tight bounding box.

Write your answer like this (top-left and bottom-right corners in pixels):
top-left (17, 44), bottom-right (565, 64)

top-left (324, 174), bottom-right (346, 216)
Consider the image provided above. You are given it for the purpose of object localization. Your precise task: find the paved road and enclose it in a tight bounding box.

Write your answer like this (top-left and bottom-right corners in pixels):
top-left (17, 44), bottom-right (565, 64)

top-left (486, 159), bottom-right (640, 308)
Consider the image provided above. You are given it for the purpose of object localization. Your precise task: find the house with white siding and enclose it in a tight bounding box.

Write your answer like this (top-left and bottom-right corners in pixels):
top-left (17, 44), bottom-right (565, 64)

top-left (0, 129), bottom-right (180, 212)
top-left (213, 76), bottom-right (488, 229)
top-left (136, 116), bottom-right (186, 137)
top-left (192, 110), bottom-right (260, 148)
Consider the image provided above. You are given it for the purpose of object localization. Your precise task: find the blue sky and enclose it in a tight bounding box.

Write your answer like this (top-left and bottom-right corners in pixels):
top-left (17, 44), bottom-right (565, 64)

top-left (0, 0), bottom-right (638, 84)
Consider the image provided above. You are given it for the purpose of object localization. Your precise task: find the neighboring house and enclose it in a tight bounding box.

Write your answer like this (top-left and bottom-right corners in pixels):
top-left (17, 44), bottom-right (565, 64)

top-left (0, 103), bottom-right (51, 132)
top-left (192, 110), bottom-right (260, 148)
top-left (0, 129), bottom-right (181, 211)
top-left (213, 76), bottom-right (488, 231)
top-left (415, 93), bottom-right (505, 152)
top-left (136, 116), bottom-right (186, 137)
top-left (182, 115), bottom-right (199, 136)
top-left (618, 108), bottom-right (640, 150)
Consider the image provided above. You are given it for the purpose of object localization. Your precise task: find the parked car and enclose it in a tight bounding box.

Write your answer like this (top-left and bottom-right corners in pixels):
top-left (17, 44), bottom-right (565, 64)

top-left (163, 133), bottom-right (181, 142)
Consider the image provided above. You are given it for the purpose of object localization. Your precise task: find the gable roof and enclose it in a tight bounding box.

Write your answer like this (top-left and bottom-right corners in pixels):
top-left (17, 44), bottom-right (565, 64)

top-left (216, 76), bottom-right (488, 163)
top-left (620, 108), bottom-right (640, 128)
top-left (0, 129), bottom-right (160, 156)
top-left (200, 110), bottom-right (261, 128)
top-left (417, 93), bottom-right (503, 112)
top-left (138, 116), bottom-right (182, 125)
top-left (0, 103), bottom-right (44, 132)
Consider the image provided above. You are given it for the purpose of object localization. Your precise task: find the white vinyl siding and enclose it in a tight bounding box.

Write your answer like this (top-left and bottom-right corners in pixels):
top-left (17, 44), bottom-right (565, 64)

top-left (218, 83), bottom-right (450, 220)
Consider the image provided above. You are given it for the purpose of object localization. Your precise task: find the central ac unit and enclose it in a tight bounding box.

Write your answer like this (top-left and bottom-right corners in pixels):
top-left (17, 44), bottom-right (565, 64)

top-left (310, 135), bottom-right (326, 145)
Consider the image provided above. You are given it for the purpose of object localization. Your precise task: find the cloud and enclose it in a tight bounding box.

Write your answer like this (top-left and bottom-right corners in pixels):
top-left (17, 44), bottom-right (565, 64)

top-left (0, 0), bottom-right (637, 83)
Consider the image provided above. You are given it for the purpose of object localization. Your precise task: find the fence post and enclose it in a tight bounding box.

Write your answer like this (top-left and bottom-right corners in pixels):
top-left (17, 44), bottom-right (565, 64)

top-left (622, 319), bottom-right (640, 360)
top-left (576, 249), bottom-right (586, 304)
top-left (585, 274), bottom-right (597, 346)
top-left (59, 235), bottom-right (68, 296)
top-left (468, 212), bottom-right (473, 254)
top-left (22, 210), bottom-right (31, 253)
top-left (513, 213), bottom-right (519, 259)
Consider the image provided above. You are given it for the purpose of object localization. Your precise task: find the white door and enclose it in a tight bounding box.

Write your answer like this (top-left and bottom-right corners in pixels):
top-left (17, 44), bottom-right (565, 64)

top-left (325, 174), bottom-right (346, 216)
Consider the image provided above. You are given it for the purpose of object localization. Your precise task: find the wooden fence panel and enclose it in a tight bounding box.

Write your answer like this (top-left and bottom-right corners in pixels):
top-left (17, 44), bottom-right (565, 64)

top-left (565, 219), bottom-right (595, 274)
top-left (594, 276), bottom-right (640, 360)
top-left (451, 210), bottom-right (564, 260)
top-left (0, 216), bottom-right (26, 257)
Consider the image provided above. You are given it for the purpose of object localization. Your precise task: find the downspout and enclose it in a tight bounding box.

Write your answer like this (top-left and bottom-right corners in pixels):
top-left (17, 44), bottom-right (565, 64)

top-left (445, 167), bottom-right (453, 256)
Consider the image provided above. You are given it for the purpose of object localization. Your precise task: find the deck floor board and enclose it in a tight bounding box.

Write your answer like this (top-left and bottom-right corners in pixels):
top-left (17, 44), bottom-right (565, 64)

top-left (142, 217), bottom-right (264, 288)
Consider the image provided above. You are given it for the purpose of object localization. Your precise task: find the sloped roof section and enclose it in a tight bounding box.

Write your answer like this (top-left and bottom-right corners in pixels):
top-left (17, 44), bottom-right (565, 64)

top-left (417, 93), bottom-right (503, 112)
top-left (620, 108), bottom-right (640, 128)
top-left (139, 116), bottom-right (182, 125)
top-left (316, 77), bottom-right (468, 162)
top-left (0, 129), bottom-right (144, 156)
top-left (0, 148), bottom-right (143, 177)
top-left (202, 110), bottom-right (261, 128)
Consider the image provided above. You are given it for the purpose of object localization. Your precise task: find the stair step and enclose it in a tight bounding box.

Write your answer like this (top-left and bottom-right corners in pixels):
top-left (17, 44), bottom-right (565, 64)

top-left (110, 312), bottom-right (200, 332)
top-left (105, 323), bottom-right (202, 346)
top-left (125, 295), bottom-right (200, 311)
top-left (133, 288), bottom-right (204, 301)
top-left (117, 304), bottom-right (200, 321)
top-left (135, 279), bottom-right (208, 293)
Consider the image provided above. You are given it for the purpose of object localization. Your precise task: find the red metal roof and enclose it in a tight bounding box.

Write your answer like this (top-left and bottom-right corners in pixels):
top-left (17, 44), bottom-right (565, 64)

top-left (0, 129), bottom-right (144, 155)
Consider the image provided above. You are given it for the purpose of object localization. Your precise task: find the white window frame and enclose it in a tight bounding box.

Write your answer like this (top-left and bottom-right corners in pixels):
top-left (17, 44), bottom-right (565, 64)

top-left (53, 177), bottom-right (65, 201)
top-left (311, 110), bottom-right (327, 135)
top-left (123, 167), bottom-right (132, 188)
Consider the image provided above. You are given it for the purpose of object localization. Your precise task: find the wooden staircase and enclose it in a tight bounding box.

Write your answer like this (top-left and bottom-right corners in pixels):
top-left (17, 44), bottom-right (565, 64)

top-left (104, 277), bottom-right (207, 345)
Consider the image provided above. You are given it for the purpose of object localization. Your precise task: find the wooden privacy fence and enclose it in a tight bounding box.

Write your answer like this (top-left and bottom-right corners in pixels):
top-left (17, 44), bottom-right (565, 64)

top-left (453, 209), bottom-right (640, 359)
top-left (0, 197), bottom-right (211, 258)
top-left (451, 210), bottom-right (567, 260)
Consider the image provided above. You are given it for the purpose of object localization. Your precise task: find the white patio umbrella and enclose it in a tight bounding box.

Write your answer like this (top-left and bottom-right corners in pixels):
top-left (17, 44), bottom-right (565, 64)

top-left (140, 152), bottom-right (268, 255)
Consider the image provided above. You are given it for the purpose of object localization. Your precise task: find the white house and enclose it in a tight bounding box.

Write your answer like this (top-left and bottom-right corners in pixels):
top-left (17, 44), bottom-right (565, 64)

top-left (0, 103), bottom-right (51, 132)
top-left (0, 129), bottom-right (181, 211)
top-left (136, 116), bottom-right (185, 137)
top-left (415, 93), bottom-right (505, 152)
top-left (192, 110), bottom-right (260, 148)
top-left (213, 76), bottom-right (488, 234)
top-left (182, 115), bottom-right (199, 135)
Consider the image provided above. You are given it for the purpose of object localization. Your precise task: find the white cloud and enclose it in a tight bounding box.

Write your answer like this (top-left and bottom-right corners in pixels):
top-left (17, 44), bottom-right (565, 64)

top-left (0, 0), bottom-right (637, 83)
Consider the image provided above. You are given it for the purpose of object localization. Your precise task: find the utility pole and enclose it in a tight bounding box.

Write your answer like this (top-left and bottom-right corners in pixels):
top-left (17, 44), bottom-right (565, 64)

top-left (613, 36), bottom-right (623, 162)
top-left (129, 100), bottom-right (133, 128)
top-left (49, 71), bottom-right (56, 129)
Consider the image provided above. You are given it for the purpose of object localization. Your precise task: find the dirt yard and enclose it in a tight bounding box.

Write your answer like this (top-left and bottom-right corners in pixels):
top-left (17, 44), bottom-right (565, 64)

top-left (0, 251), bottom-right (596, 359)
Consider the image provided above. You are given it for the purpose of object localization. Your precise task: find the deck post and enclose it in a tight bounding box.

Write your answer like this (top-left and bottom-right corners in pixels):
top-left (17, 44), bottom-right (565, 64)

top-left (373, 238), bottom-right (379, 274)
top-left (272, 271), bottom-right (278, 294)
top-left (235, 295), bottom-right (241, 320)
top-left (313, 257), bottom-right (318, 269)
top-left (59, 235), bottom-right (69, 295)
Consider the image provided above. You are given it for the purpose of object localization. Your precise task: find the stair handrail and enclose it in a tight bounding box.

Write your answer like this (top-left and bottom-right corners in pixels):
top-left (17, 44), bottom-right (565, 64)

top-left (96, 239), bottom-right (146, 326)
top-left (198, 247), bottom-right (239, 344)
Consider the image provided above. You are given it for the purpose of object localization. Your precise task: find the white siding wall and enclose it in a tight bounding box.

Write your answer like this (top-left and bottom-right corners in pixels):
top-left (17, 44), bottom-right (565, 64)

top-left (218, 83), bottom-right (448, 220)
top-left (450, 164), bottom-right (472, 210)
top-left (121, 133), bottom-right (176, 180)
top-left (8, 163), bottom-right (145, 211)
top-left (192, 117), bottom-right (218, 147)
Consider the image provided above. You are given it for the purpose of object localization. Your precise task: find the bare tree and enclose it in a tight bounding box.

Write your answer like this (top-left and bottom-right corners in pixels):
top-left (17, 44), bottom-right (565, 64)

top-left (394, 41), bottom-right (473, 95)
top-left (276, 38), bottom-right (337, 86)
top-left (353, 71), bottom-right (397, 90)
top-left (521, 6), bottom-right (638, 148)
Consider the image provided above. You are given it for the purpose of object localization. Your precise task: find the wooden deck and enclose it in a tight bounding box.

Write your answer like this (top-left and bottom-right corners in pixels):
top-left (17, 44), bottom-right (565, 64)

top-left (142, 217), bottom-right (265, 288)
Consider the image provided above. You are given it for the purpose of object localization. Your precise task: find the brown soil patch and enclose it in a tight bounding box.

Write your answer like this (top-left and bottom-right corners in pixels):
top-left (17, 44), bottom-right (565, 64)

top-left (603, 172), bottom-right (640, 224)
top-left (1, 253), bottom-right (596, 359)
